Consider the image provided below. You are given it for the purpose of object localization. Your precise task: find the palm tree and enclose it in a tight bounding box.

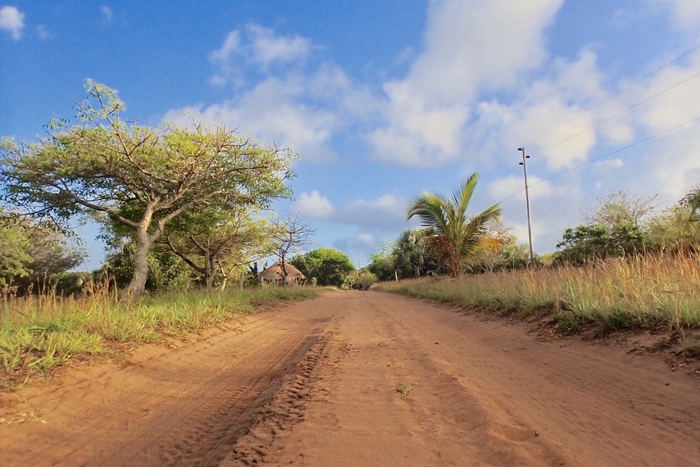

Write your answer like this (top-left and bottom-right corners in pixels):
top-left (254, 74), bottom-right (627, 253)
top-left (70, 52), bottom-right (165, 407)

top-left (406, 173), bottom-right (502, 277)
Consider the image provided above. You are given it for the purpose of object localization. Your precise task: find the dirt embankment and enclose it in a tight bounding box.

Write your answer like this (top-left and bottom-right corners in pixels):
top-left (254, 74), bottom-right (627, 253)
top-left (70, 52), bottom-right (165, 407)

top-left (2, 291), bottom-right (699, 466)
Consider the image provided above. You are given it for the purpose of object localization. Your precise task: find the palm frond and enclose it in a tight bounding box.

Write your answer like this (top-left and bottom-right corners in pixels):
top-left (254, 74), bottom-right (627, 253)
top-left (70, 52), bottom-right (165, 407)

top-left (405, 172), bottom-right (501, 277)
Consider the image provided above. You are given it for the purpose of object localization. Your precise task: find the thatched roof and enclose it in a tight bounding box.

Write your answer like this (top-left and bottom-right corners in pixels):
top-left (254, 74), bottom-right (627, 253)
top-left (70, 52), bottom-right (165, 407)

top-left (259, 260), bottom-right (305, 281)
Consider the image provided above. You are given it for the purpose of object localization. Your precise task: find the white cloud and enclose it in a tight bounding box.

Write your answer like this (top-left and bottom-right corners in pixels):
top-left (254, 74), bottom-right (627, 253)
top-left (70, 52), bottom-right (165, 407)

top-left (100, 6), bottom-right (113, 23)
top-left (36, 25), bottom-right (50, 40)
top-left (482, 50), bottom-right (617, 170)
top-left (169, 31), bottom-right (379, 164)
top-left (0, 6), bottom-right (24, 40)
top-left (209, 24), bottom-right (311, 86)
top-left (651, 0), bottom-right (700, 30)
top-left (164, 75), bottom-right (340, 163)
top-left (488, 175), bottom-right (555, 201)
top-left (295, 190), bottom-right (334, 219)
top-left (332, 232), bottom-right (381, 264)
top-left (368, 0), bottom-right (565, 167)
top-left (246, 24), bottom-right (311, 69)
top-left (291, 191), bottom-right (408, 231)
top-left (595, 158), bottom-right (624, 169)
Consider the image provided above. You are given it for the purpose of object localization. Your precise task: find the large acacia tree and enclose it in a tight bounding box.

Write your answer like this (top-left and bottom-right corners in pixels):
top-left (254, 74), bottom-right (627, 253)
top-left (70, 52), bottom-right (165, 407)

top-left (1, 81), bottom-right (295, 297)
top-left (406, 173), bottom-right (501, 277)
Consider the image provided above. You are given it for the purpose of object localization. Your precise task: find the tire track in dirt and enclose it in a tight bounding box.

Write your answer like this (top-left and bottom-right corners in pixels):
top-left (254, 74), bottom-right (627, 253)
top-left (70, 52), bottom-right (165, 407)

top-left (258, 291), bottom-right (700, 467)
top-left (0, 295), bottom-right (344, 467)
top-left (219, 330), bottom-right (333, 466)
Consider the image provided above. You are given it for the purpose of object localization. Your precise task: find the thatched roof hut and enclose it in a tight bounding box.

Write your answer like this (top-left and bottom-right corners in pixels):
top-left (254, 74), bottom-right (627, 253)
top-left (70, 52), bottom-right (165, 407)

top-left (259, 260), bottom-right (306, 286)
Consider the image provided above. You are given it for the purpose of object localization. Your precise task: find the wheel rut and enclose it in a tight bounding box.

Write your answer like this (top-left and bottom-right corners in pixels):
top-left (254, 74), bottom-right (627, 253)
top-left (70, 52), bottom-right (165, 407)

top-left (0, 295), bottom-right (343, 467)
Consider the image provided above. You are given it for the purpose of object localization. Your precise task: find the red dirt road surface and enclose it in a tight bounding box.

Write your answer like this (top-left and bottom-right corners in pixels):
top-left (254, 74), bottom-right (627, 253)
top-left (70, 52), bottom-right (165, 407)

top-left (2, 290), bottom-right (699, 466)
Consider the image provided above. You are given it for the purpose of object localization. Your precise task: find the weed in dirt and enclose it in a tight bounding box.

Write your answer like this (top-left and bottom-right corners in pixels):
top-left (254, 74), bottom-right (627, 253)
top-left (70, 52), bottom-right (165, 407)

top-left (395, 383), bottom-right (414, 398)
top-left (680, 338), bottom-right (700, 357)
top-left (556, 313), bottom-right (581, 335)
top-left (649, 338), bottom-right (672, 352)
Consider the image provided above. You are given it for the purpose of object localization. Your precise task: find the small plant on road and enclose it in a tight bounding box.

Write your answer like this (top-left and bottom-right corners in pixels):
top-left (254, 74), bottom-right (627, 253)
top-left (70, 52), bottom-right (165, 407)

top-left (395, 383), bottom-right (414, 398)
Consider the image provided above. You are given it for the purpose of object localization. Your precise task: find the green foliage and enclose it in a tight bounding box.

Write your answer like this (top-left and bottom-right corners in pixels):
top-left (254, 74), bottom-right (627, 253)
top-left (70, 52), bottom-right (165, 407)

top-left (406, 172), bottom-right (501, 277)
top-left (366, 241), bottom-right (398, 281)
top-left (556, 222), bottom-right (647, 265)
top-left (1, 80), bottom-right (295, 297)
top-left (0, 210), bottom-right (84, 290)
top-left (160, 207), bottom-right (276, 290)
top-left (647, 189), bottom-right (700, 251)
top-left (472, 237), bottom-right (535, 273)
top-left (342, 270), bottom-right (378, 290)
top-left (0, 211), bottom-right (32, 286)
top-left (100, 242), bottom-right (193, 292)
top-left (679, 186), bottom-right (700, 219)
top-left (291, 248), bottom-right (355, 287)
top-left (555, 189), bottom-right (654, 264)
top-left (393, 228), bottom-right (445, 278)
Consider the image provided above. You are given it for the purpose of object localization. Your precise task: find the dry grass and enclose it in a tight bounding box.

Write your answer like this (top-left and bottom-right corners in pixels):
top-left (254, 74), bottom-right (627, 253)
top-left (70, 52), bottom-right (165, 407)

top-left (376, 252), bottom-right (700, 335)
top-left (0, 284), bottom-right (317, 386)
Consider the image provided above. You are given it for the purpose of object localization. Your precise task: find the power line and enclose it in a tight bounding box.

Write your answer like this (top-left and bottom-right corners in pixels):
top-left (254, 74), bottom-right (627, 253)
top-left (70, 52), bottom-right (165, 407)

top-left (494, 115), bottom-right (700, 204)
top-left (523, 43), bottom-right (700, 148)
top-left (541, 69), bottom-right (700, 153)
top-left (533, 115), bottom-right (700, 186)
top-left (477, 43), bottom-right (700, 189)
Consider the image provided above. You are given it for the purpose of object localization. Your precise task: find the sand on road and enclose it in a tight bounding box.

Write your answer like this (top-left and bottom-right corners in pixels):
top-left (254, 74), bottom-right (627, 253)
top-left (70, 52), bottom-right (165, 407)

top-left (2, 290), bottom-right (699, 466)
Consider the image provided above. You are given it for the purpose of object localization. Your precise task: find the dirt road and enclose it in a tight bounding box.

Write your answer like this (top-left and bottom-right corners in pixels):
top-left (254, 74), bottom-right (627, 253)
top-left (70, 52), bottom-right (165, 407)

top-left (2, 291), bottom-right (699, 466)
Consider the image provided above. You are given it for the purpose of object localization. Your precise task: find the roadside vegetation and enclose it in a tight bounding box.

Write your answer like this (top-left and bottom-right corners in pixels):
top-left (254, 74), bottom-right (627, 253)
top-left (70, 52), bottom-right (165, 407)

top-left (373, 178), bottom-right (700, 336)
top-left (0, 285), bottom-right (316, 387)
top-left (377, 251), bottom-right (700, 334)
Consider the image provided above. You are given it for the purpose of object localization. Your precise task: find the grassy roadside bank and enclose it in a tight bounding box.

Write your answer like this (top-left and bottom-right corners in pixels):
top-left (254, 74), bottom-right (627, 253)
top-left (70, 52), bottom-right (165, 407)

top-left (376, 252), bottom-right (700, 336)
top-left (0, 287), bottom-right (317, 387)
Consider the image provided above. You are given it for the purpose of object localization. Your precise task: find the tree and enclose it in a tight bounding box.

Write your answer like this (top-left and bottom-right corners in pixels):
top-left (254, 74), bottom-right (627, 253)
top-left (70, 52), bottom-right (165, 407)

top-left (555, 190), bottom-right (653, 264)
top-left (271, 214), bottom-right (315, 284)
top-left (366, 245), bottom-right (397, 282)
top-left (0, 209), bottom-right (84, 291)
top-left (406, 173), bottom-right (501, 277)
top-left (555, 222), bottom-right (646, 264)
top-left (0, 210), bottom-right (32, 287)
top-left (392, 228), bottom-right (446, 278)
top-left (584, 190), bottom-right (656, 230)
top-left (1, 81), bottom-right (295, 297)
top-left (21, 221), bottom-right (84, 290)
top-left (291, 248), bottom-right (354, 287)
top-left (646, 187), bottom-right (700, 252)
top-left (100, 240), bottom-right (193, 293)
top-left (161, 208), bottom-right (275, 290)
top-left (680, 186), bottom-right (700, 220)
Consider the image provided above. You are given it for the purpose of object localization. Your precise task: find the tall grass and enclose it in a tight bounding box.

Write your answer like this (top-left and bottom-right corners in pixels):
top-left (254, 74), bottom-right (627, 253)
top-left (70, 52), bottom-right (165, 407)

top-left (376, 252), bottom-right (700, 334)
top-left (0, 285), bottom-right (317, 383)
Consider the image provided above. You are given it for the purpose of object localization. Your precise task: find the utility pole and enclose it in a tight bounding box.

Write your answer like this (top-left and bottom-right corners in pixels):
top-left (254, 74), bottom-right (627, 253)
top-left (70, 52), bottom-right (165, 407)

top-left (518, 147), bottom-right (536, 268)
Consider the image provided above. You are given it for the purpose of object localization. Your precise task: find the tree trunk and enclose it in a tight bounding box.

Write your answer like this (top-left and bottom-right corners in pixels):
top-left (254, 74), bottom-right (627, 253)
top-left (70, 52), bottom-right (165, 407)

top-left (125, 226), bottom-right (154, 298)
top-left (124, 205), bottom-right (159, 299)
top-left (205, 262), bottom-right (215, 290)
top-left (238, 271), bottom-right (244, 291)
top-left (204, 253), bottom-right (218, 290)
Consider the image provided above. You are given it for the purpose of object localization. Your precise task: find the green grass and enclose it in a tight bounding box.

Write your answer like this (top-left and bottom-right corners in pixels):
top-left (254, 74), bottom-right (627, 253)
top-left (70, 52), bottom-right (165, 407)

top-left (395, 383), bottom-right (414, 398)
top-left (0, 285), bottom-right (317, 384)
top-left (376, 251), bottom-right (700, 335)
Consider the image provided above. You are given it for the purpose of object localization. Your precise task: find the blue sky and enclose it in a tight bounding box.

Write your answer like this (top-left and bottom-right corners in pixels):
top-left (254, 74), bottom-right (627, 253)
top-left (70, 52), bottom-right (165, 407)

top-left (2, 0), bottom-right (700, 269)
